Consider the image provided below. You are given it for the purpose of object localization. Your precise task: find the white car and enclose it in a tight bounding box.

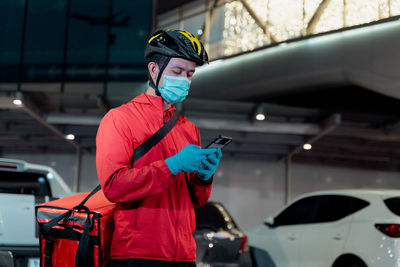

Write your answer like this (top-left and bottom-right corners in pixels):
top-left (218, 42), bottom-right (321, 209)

top-left (0, 158), bottom-right (72, 267)
top-left (247, 190), bottom-right (400, 267)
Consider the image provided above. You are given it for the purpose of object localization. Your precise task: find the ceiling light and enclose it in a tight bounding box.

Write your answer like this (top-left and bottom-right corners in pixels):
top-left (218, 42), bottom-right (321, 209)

top-left (303, 143), bottom-right (312, 150)
top-left (66, 134), bottom-right (75, 140)
top-left (254, 104), bottom-right (266, 121)
top-left (13, 99), bottom-right (23, 106)
top-left (256, 113), bottom-right (266, 120)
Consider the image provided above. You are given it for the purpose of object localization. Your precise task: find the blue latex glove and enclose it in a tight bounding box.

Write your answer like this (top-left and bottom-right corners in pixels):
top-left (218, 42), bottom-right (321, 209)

top-left (165, 144), bottom-right (219, 175)
top-left (197, 148), bottom-right (222, 180)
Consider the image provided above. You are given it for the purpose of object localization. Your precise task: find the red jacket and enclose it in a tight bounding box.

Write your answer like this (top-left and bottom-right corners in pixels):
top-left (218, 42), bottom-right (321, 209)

top-left (96, 93), bottom-right (212, 262)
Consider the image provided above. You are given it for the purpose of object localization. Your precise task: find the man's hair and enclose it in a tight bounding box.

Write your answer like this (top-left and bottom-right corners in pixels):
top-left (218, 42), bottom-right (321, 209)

top-left (146, 53), bottom-right (170, 68)
top-left (146, 53), bottom-right (171, 88)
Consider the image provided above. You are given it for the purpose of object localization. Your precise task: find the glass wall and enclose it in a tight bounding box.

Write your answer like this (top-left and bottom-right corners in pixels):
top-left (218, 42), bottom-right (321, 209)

top-left (23, 0), bottom-right (67, 83)
top-left (0, 0), bottom-right (152, 83)
top-left (0, 0), bottom-right (26, 82)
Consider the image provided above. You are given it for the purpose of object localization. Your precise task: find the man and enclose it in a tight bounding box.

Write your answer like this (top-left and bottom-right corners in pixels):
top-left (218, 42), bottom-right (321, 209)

top-left (96, 29), bottom-right (222, 267)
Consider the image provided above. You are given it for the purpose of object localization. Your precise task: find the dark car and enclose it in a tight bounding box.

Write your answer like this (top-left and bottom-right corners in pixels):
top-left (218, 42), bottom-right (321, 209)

top-left (194, 201), bottom-right (252, 267)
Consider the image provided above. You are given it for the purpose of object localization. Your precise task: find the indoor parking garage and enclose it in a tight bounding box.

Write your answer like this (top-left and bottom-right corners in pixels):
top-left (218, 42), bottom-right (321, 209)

top-left (1, 0), bottom-right (400, 267)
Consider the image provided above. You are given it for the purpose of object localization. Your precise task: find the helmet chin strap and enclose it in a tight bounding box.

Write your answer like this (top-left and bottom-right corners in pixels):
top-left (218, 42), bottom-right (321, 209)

top-left (150, 57), bottom-right (171, 96)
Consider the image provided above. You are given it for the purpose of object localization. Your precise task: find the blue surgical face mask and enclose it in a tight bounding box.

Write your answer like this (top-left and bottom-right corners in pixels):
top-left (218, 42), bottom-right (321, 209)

top-left (158, 75), bottom-right (191, 104)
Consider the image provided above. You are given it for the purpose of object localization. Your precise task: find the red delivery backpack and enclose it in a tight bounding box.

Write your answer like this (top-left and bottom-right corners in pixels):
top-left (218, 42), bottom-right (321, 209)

top-left (36, 187), bottom-right (113, 267)
top-left (36, 113), bottom-right (178, 267)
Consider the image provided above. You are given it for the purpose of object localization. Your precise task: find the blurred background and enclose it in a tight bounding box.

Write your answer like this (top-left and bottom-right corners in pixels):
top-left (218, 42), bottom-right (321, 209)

top-left (1, 0), bottom-right (400, 231)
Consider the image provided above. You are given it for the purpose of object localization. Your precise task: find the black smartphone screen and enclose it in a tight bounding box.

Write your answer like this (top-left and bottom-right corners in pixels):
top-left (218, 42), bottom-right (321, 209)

top-left (206, 135), bottom-right (232, 149)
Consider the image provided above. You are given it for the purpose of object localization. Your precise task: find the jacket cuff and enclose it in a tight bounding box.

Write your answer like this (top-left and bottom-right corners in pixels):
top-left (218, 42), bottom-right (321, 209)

top-left (195, 174), bottom-right (214, 185)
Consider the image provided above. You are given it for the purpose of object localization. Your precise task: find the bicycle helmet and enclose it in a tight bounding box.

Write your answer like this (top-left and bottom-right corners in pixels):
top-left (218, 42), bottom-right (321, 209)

top-left (144, 29), bottom-right (208, 94)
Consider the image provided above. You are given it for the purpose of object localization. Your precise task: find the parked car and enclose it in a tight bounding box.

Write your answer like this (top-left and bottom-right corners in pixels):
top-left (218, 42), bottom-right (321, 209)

top-left (194, 201), bottom-right (252, 267)
top-left (247, 189), bottom-right (400, 267)
top-left (0, 158), bottom-right (72, 267)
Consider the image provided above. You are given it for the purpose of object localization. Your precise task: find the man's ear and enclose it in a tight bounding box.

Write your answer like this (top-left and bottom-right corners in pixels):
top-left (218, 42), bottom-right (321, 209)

top-left (147, 62), bottom-right (159, 83)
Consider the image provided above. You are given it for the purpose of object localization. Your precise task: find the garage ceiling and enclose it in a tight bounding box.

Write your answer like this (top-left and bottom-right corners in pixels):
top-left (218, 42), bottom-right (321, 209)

top-left (1, 82), bottom-right (400, 172)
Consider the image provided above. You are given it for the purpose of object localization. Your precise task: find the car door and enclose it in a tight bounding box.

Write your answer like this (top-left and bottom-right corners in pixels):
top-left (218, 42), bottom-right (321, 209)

top-left (264, 196), bottom-right (318, 267)
top-left (0, 170), bottom-right (51, 246)
top-left (299, 195), bottom-right (369, 267)
top-left (0, 193), bottom-right (38, 245)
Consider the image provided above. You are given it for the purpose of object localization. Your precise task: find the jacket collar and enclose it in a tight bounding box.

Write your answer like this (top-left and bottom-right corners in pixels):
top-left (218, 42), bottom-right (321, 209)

top-left (133, 93), bottom-right (176, 114)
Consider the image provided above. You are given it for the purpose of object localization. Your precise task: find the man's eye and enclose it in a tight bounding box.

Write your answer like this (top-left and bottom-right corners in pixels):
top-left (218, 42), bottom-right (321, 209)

top-left (173, 71), bottom-right (180, 75)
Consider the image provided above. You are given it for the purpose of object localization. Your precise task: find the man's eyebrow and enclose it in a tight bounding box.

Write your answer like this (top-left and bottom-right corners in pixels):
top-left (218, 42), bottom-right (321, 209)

top-left (172, 66), bottom-right (195, 72)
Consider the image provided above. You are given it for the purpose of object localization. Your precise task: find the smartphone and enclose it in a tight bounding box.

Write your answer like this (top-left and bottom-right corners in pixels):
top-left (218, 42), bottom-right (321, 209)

top-left (206, 135), bottom-right (232, 149)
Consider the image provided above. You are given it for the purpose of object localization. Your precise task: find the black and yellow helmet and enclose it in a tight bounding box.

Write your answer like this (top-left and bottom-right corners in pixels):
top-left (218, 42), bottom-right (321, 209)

top-left (145, 29), bottom-right (208, 66)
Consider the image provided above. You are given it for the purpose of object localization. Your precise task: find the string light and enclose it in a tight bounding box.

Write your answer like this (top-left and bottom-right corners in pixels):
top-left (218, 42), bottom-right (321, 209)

top-left (222, 0), bottom-right (400, 57)
top-left (392, 1), bottom-right (400, 15)
top-left (224, 1), bottom-right (267, 56)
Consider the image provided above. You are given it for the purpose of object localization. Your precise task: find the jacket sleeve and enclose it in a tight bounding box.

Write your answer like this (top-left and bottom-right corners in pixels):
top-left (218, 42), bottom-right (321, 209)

top-left (96, 109), bottom-right (173, 203)
top-left (187, 126), bottom-right (213, 208)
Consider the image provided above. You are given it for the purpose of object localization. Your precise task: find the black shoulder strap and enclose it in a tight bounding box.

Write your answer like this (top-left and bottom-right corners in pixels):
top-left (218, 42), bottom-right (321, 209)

top-left (131, 112), bottom-right (178, 167)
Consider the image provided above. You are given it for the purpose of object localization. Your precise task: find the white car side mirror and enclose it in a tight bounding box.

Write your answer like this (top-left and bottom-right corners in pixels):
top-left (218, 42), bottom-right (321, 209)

top-left (264, 216), bottom-right (275, 227)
